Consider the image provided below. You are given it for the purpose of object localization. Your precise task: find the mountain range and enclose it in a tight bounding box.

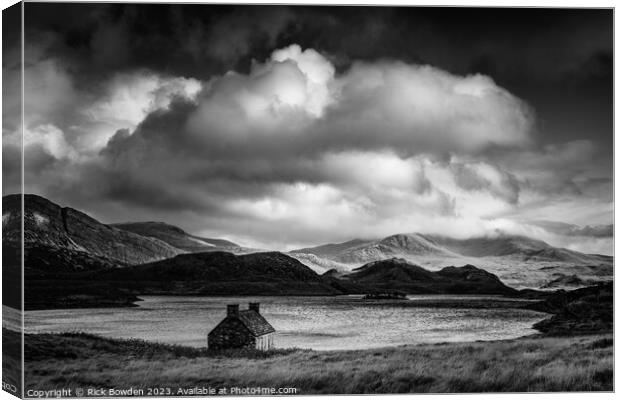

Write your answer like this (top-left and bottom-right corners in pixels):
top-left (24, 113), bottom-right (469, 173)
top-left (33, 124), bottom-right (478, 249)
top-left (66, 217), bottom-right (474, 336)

top-left (1, 193), bottom-right (613, 309)
top-left (3, 194), bottom-right (245, 266)
top-left (290, 233), bottom-right (613, 289)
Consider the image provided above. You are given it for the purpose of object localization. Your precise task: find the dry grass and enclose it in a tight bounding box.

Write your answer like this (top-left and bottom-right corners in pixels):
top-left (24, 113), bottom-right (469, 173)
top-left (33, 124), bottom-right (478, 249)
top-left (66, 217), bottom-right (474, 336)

top-left (19, 330), bottom-right (613, 394)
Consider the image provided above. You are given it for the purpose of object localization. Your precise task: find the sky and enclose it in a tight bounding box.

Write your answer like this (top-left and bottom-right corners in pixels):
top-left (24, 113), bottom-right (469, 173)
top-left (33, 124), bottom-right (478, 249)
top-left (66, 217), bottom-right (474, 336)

top-left (2, 4), bottom-right (613, 253)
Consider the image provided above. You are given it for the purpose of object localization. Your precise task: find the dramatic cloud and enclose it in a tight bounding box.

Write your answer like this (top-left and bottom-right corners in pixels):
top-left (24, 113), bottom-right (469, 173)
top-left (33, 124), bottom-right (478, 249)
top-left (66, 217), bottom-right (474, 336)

top-left (82, 72), bottom-right (201, 151)
top-left (77, 46), bottom-right (535, 214)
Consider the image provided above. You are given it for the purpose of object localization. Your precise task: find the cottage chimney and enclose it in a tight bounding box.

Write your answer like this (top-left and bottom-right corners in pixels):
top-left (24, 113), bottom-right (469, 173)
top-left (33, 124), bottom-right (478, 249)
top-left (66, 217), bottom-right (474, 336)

top-left (249, 302), bottom-right (260, 314)
top-left (227, 304), bottom-right (239, 316)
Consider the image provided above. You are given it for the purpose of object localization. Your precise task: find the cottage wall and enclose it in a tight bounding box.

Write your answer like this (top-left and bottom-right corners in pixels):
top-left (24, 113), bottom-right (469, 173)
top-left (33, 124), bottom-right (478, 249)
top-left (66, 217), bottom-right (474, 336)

top-left (208, 318), bottom-right (256, 350)
top-left (255, 332), bottom-right (274, 351)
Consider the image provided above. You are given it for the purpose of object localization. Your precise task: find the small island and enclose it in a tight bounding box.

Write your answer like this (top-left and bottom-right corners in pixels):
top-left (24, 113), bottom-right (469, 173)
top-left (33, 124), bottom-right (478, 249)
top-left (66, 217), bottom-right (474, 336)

top-left (363, 291), bottom-right (408, 300)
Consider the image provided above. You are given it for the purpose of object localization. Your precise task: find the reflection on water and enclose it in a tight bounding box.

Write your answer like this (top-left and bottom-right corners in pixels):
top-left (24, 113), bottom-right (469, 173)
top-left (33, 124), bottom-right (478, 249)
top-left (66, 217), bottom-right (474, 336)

top-left (23, 295), bottom-right (548, 350)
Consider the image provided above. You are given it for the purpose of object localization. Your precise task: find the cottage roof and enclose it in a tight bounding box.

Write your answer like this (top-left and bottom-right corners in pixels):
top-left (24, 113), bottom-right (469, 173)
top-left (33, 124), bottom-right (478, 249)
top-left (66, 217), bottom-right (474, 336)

top-left (236, 310), bottom-right (275, 337)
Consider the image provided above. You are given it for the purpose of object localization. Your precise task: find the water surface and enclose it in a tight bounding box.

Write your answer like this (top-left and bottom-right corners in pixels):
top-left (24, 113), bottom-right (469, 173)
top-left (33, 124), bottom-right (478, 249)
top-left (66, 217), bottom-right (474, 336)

top-left (23, 295), bottom-right (547, 350)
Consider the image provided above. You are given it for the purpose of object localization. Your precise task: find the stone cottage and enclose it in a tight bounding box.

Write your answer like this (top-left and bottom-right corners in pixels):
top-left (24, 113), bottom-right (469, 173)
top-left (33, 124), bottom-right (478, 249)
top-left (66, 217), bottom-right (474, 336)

top-left (208, 303), bottom-right (275, 350)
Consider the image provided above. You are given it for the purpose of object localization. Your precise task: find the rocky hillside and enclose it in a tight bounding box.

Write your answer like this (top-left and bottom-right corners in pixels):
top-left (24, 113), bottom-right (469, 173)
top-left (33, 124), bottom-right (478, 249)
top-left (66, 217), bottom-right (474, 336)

top-left (3, 194), bottom-right (182, 265)
top-left (342, 258), bottom-right (517, 295)
top-left (113, 222), bottom-right (238, 252)
top-left (331, 234), bottom-right (458, 264)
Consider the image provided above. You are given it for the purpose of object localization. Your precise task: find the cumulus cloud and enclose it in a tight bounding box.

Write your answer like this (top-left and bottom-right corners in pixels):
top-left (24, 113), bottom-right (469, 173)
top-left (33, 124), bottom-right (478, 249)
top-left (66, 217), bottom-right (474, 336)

top-left (170, 45), bottom-right (533, 162)
top-left (87, 46), bottom-right (533, 211)
top-left (6, 44), bottom-right (202, 162)
top-left (324, 62), bottom-right (533, 154)
top-left (82, 72), bottom-right (202, 150)
top-left (10, 44), bottom-right (612, 252)
top-left (24, 125), bottom-right (77, 161)
top-left (85, 73), bottom-right (202, 128)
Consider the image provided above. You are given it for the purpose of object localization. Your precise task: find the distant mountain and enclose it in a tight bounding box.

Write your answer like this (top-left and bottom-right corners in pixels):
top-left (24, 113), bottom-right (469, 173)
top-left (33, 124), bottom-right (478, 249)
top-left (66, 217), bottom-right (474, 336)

top-left (291, 238), bottom-right (374, 258)
top-left (291, 232), bottom-right (613, 289)
top-left (287, 252), bottom-right (350, 274)
top-left (113, 222), bottom-right (238, 252)
top-left (3, 194), bottom-right (182, 265)
top-left (290, 234), bottom-right (462, 271)
top-left (427, 235), bottom-right (550, 258)
top-left (338, 234), bottom-right (459, 264)
top-left (427, 235), bottom-right (606, 264)
top-left (294, 232), bottom-right (612, 265)
top-left (293, 234), bottom-right (455, 265)
top-left (342, 258), bottom-right (516, 295)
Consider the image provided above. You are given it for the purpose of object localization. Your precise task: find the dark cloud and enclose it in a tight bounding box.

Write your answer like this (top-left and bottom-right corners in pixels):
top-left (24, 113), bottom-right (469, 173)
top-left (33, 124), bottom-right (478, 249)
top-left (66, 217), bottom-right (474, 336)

top-left (18, 4), bottom-right (613, 145)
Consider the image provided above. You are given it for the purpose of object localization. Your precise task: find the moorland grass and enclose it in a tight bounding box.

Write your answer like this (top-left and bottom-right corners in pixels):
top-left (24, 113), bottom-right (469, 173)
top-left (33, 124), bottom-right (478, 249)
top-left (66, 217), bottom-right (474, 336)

top-left (16, 329), bottom-right (612, 394)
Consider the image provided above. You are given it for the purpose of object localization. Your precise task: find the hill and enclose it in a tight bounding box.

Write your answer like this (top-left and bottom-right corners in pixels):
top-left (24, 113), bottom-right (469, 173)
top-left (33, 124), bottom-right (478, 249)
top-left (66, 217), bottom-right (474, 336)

top-left (527, 282), bottom-right (613, 335)
top-left (343, 258), bottom-right (516, 295)
top-left (3, 194), bottom-right (182, 265)
top-left (112, 222), bottom-right (238, 252)
top-left (91, 251), bottom-right (343, 296)
top-left (287, 252), bottom-right (350, 274)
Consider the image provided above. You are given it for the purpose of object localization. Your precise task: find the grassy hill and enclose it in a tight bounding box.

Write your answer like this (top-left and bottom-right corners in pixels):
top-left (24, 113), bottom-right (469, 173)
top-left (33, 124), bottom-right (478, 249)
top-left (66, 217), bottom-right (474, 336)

top-left (113, 221), bottom-right (238, 251)
top-left (68, 251), bottom-right (342, 299)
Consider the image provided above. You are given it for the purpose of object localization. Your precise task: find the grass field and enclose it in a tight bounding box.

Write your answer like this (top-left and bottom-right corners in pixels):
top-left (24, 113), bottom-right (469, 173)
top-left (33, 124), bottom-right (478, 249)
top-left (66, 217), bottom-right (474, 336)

top-left (2, 327), bottom-right (22, 396)
top-left (17, 329), bottom-right (612, 394)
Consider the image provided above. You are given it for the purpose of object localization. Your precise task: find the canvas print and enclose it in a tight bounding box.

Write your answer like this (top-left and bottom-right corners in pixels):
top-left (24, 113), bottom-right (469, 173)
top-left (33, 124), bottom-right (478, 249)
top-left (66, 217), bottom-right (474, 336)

top-left (1, 2), bottom-right (614, 397)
